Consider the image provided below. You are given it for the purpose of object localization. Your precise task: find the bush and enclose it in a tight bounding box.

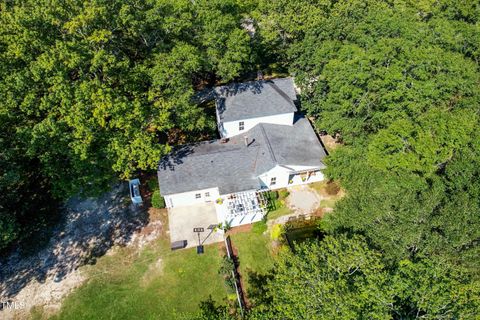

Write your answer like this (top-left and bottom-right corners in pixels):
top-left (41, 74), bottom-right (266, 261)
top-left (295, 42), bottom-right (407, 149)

top-left (252, 221), bottom-right (268, 235)
top-left (147, 178), bottom-right (159, 192)
top-left (278, 189), bottom-right (290, 200)
top-left (218, 256), bottom-right (236, 293)
top-left (270, 224), bottom-right (284, 240)
top-left (151, 190), bottom-right (165, 208)
top-left (267, 191), bottom-right (278, 201)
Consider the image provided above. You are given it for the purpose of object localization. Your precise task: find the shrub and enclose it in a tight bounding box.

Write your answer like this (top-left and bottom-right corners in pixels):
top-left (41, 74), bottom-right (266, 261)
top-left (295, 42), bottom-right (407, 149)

top-left (278, 189), bottom-right (290, 200)
top-left (151, 190), bottom-right (165, 208)
top-left (267, 191), bottom-right (278, 201)
top-left (252, 221), bottom-right (267, 235)
top-left (218, 221), bottom-right (232, 231)
top-left (218, 256), bottom-right (236, 293)
top-left (147, 177), bottom-right (159, 192)
top-left (270, 224), bottom-right (284, 240)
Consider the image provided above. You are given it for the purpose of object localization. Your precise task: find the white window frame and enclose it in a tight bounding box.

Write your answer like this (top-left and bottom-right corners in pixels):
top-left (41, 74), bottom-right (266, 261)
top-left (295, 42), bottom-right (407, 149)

top-left (195, 193), bottom-right (201, 199)
top-left (239, 121), bottom-right (245, 131)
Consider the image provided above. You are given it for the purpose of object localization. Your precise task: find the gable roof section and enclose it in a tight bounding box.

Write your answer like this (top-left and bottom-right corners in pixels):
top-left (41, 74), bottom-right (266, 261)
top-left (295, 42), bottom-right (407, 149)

top-left (158, 117), bottom-right (326, 196)
top-left (262, 117), bottom-right (327, 168)
top-left (158, 125), bottom-right (276, 195)
top-left (215, 77), bottom-right (298, 122)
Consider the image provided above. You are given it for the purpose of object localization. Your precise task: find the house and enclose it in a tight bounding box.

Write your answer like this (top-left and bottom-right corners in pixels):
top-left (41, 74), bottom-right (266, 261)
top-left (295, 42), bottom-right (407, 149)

top-left (158, 78), bottom-right (327, 228)
top-left (215, 77), bottom-right (297, 138)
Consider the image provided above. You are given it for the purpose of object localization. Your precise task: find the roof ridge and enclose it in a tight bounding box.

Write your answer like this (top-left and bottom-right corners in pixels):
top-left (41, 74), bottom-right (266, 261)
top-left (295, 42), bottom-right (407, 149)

top-left (259, 124), bottom-right (277, 164)
top-left (267, 81), bottom-right (296, 110)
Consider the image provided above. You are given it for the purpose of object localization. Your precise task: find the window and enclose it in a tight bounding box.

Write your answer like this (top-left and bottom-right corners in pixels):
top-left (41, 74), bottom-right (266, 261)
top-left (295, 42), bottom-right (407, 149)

top-left (195, 193), bottom-right (201, 199)
top-left (205, 192), bottom-right (210, 197)
top-left (239, 121), bottom-right (244, 131)
top-left (270, 177), bottom-right (277, 186)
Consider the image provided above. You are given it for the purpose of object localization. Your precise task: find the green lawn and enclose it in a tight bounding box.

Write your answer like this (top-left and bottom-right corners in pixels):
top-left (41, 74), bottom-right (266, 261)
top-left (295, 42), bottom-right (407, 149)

top-left (319, 198), bottom-right (338, 208)
top-left (47, 238), bottom-right (227, 320)
top-left (266, 203), bottom-right (292, 220)
top-left (229, 222), bottom-right (275, 293)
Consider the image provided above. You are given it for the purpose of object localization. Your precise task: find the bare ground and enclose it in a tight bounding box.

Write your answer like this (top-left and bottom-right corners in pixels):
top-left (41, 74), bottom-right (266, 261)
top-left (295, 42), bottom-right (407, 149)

top-left (0, 183), bottom-right (160, 319)
top-left (286, 185), bottom-right (322, 215)
top-left (320, 134), bottom-right (342, 152)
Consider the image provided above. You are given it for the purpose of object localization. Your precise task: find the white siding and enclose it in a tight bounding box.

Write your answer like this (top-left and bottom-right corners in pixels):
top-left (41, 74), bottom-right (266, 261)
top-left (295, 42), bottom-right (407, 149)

top-left (220, 112), bottom-right (294, 138)
top-left (164, 187), bottom-right (220, 208)
top-left (258, 165), bottom-right (326, 190)
top-left (258, 165), bottom-right (292, 190)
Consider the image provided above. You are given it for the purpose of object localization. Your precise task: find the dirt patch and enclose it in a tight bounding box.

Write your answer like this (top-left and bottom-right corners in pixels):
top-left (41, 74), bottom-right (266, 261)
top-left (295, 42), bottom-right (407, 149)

top-left (320, 134), bottom-right (342, 152)
top-left (0, 183), bottom-right (154, 320)
top-left (311, 208), bottom-right (326, 218)
top-left (226, 224), bottom-right (253, 236)
top-left (286, 185), bottom-right (322, 215)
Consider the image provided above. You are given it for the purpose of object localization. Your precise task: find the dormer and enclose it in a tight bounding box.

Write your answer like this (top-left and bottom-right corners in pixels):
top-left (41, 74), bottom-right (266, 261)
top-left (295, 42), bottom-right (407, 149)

top-left (214, 78), bottom-right (298, 138)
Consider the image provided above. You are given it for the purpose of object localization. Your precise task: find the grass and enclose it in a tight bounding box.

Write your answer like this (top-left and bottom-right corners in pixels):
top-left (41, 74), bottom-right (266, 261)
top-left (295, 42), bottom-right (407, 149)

top-left (266, 188), bottom-right (293, 221)
top-left (319, 198), bottom-right (338, 208)
top-left (310, 181), bottom-right (344, 209)
top-left (229, 222), bottom-right (275, 293)
top-left (266, 202), bottom-right (292, 220)
top-left (46, 238), bottom-right (228, 320)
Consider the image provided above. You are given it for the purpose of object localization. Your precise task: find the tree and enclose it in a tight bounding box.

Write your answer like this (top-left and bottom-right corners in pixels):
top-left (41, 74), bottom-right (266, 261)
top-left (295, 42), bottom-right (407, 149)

top-left (264, 235), bottom-right (394, 320)
top-left (0, 0), bottom-right (253, 250)
top-left (255, 0), bottom-right (480, 278)
top-left (248, 236), bottom-right (480, 319)
top-left (392, 259), bottom-right (480, 319)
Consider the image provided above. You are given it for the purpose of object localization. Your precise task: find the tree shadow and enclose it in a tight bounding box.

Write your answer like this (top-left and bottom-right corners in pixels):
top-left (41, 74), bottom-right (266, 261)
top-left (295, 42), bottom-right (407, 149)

top-left (0, 182), bottom-right (149, 299)
top-left (246, 270), bottom-right (274, 308)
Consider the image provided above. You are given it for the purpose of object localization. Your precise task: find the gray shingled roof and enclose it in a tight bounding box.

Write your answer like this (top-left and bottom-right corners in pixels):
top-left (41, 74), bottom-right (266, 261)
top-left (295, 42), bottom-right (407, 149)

top-left (262, 119), bottom-right (327, 168)
top-left (215, 78), bottom-right (298, 122)
top-left (158, 117), bottom-right (326, 196)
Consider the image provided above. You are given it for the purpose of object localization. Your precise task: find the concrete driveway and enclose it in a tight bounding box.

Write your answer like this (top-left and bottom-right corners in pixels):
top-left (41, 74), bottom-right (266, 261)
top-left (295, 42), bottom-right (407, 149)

top-left (167, 203), bottom-right (224, 248)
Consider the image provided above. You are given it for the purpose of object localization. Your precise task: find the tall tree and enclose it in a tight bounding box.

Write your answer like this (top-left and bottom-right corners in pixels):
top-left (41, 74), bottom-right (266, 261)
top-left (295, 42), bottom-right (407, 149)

top-left (0, 0), bottom-right (252, 249)
top-left (256, 0), bottom-right (480, 277)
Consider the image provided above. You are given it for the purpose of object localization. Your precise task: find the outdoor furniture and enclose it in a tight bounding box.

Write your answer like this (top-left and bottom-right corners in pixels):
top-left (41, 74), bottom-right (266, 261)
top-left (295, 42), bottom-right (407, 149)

top-left (171, 240), bottom-right (187, 250)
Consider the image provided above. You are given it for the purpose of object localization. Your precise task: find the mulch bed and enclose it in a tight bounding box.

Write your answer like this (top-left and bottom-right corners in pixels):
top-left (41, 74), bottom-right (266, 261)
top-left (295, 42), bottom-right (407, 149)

top-left (226, 224), bottom-right (253, 236)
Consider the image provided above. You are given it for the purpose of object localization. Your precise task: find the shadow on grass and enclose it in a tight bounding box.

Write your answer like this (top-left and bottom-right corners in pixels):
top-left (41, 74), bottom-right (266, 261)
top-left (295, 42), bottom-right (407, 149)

top-left (0, 183), bottom-right (149, 300)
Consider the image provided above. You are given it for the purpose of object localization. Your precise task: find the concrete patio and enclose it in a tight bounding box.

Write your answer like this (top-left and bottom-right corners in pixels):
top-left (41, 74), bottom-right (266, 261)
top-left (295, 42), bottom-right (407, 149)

top-left (167, 203), bottom-right (224, 248)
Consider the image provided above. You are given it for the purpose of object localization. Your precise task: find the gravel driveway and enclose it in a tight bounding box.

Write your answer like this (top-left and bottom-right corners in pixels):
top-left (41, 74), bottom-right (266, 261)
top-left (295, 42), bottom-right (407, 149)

top-left (0, 183), bottom-right (148, 319)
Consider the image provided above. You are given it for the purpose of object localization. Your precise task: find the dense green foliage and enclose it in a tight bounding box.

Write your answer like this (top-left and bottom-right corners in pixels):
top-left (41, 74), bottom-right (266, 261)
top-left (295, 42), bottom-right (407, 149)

top-left (248, 236), bottom-right (479, 319)
top-left (289, 0), bottom-right (480, 275)
top-left (0, 0), bottom-right (253, 249)
top-left (2, 0), bottom-right (480, 317)
top-left (151, 190), bottom-right (165, 209)
top-left (243, 0), bottom-right (480, 318)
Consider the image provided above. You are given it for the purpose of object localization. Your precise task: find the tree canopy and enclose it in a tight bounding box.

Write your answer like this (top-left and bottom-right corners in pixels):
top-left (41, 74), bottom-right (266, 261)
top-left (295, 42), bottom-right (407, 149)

top-left (2, 0), bottom-right (480, 317)
top-left (248, 236), bottom-right (479, 320)
top-left (0, 0), bottom-right (253, 250)
top-left (255, 0), bottom-right (480, 275)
